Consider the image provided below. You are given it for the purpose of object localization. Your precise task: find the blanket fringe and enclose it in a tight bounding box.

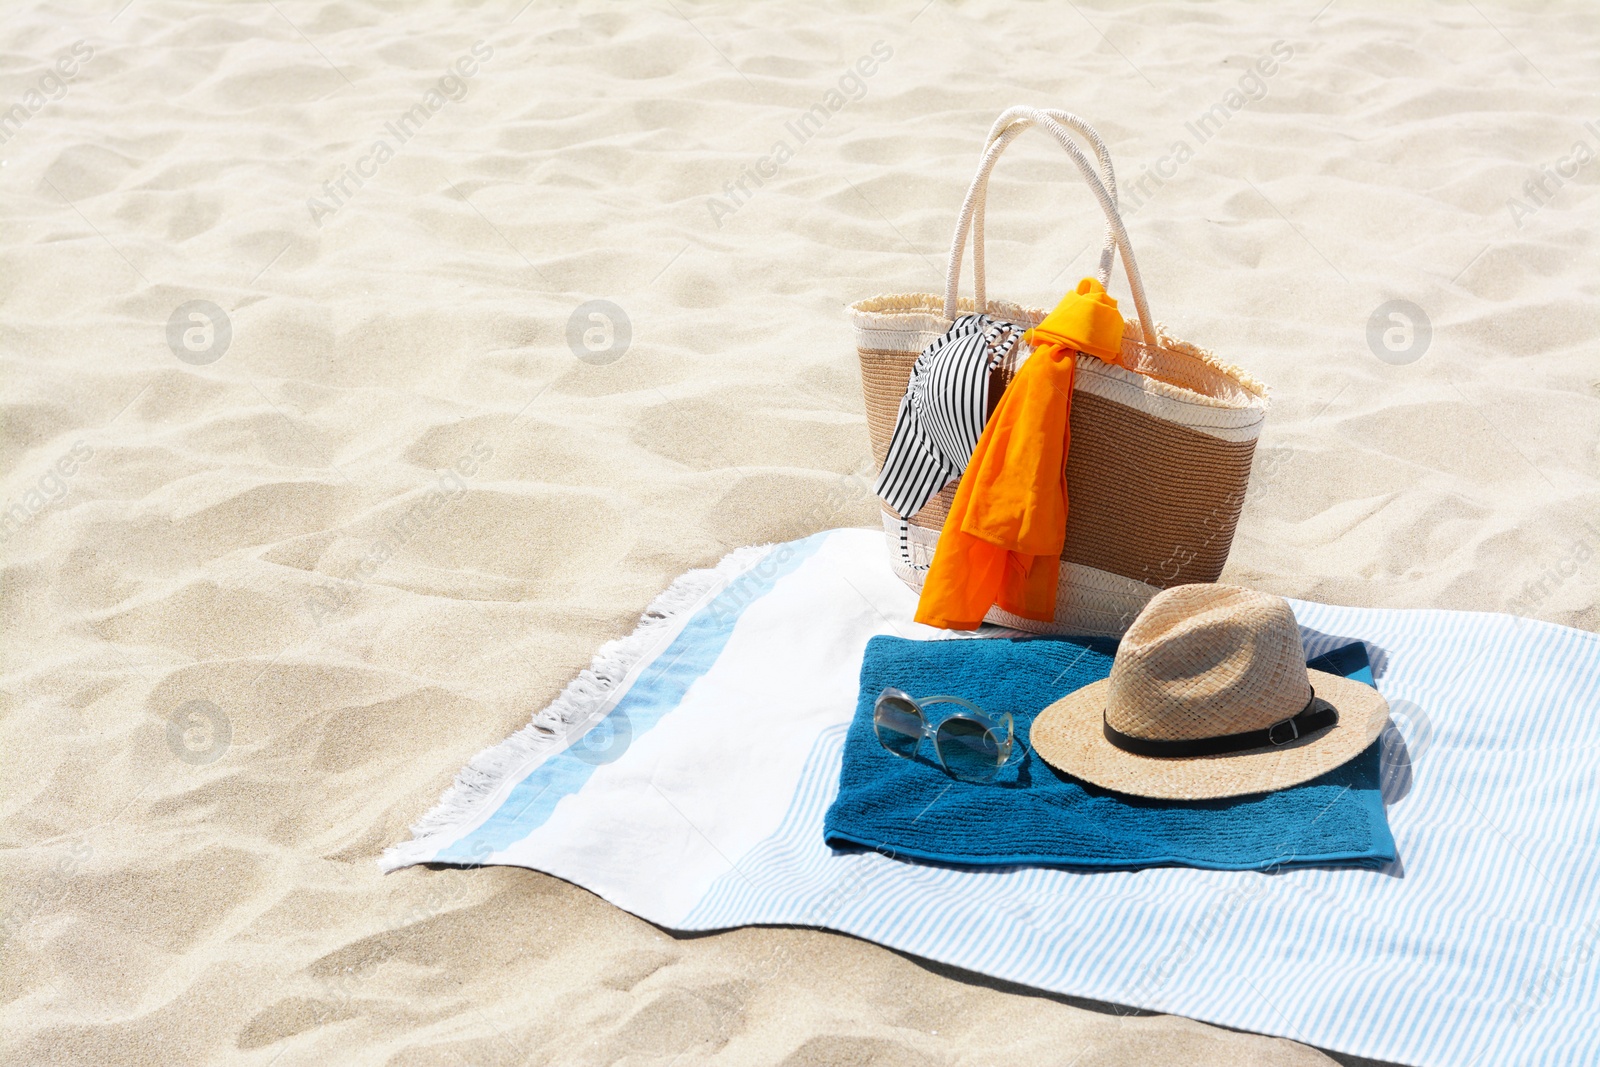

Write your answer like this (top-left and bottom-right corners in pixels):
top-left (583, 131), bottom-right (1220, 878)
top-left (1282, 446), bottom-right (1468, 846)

top-left (380, 542), bottom-right (775, 871)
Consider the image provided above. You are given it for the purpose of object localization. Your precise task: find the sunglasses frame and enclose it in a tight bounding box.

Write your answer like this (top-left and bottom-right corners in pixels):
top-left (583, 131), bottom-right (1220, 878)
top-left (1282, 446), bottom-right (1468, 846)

top-left (872, 686), bottom-right (1020, 781)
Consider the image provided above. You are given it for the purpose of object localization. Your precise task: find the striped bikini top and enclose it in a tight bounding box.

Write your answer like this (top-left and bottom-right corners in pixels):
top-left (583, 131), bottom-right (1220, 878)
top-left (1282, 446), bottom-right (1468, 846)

top-left (874, 314), bottom-right (1025, 520)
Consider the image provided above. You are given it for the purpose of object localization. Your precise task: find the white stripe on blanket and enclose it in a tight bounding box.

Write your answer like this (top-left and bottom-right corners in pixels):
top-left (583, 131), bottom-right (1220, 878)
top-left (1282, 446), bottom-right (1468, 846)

top-left (384, 529), bottom-right (1600, 1067)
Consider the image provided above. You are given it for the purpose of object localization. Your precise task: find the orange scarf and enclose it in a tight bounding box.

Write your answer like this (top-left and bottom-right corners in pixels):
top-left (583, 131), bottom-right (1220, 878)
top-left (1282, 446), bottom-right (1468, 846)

top-left (914, 278), bottom-right (1125, 630)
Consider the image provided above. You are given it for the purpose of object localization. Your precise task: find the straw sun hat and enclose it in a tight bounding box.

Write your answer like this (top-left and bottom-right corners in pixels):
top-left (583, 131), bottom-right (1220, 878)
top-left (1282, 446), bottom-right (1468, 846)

top-left (1030, 584), bottom-right (1390, 800)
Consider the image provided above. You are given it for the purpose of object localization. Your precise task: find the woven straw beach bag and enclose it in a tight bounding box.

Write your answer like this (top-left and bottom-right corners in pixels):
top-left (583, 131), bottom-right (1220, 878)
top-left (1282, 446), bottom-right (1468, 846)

top-left (850, 107), bottom-right (1270, 636)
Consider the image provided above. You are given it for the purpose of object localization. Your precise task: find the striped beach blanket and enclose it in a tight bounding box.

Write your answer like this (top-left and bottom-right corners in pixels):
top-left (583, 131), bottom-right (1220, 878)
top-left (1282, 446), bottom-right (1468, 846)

top-left (383, 529), bottom-right (1600, 1067)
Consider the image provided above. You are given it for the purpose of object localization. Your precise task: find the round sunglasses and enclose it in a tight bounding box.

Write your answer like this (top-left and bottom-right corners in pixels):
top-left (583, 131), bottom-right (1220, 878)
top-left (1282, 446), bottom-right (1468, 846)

top-left (873, 687), bottom-right (1021, 782)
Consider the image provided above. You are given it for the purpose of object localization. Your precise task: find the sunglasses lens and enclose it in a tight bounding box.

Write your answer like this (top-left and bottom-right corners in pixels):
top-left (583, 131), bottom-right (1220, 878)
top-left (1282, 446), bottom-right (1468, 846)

top-left (936, 718), bottom-right (1003, 781)
top-left (874, 696), bottom-right (923, 760)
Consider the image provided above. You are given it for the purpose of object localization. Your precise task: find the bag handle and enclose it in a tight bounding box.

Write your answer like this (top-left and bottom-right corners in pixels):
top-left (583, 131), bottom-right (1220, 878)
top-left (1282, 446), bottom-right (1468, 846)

top-left (943, 107), bottom-right (1154, 337)
top-left (975, 109), bottom-right (1121, 305)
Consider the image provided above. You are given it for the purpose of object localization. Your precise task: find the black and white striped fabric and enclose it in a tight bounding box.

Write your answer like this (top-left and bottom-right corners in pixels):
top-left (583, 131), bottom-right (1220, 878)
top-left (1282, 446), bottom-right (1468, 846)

top-left (874, 314), bottom-right (1023, 519)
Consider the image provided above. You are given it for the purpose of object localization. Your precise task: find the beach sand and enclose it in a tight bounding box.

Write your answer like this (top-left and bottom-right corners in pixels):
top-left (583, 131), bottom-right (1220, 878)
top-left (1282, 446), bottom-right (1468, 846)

top-left (2, 1), bottom-right (1596, 1063)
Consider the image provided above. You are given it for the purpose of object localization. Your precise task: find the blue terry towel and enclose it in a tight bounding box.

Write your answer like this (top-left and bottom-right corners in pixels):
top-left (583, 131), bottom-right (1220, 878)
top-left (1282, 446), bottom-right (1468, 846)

top-left (823, 635), bottom-right (1396, 872)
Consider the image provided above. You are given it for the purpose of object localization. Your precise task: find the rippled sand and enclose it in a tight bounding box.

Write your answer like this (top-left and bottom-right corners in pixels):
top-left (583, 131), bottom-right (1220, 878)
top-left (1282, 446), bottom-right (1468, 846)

top-left (2, 1), bottom-right (1595, 1063)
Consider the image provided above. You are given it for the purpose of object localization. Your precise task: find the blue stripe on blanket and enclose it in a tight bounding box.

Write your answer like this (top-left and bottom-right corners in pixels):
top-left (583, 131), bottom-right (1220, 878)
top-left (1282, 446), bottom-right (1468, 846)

top-left (823, 635), bottom-right (1395, 871)
top-left (437, 534), bottom-right (827, 861)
